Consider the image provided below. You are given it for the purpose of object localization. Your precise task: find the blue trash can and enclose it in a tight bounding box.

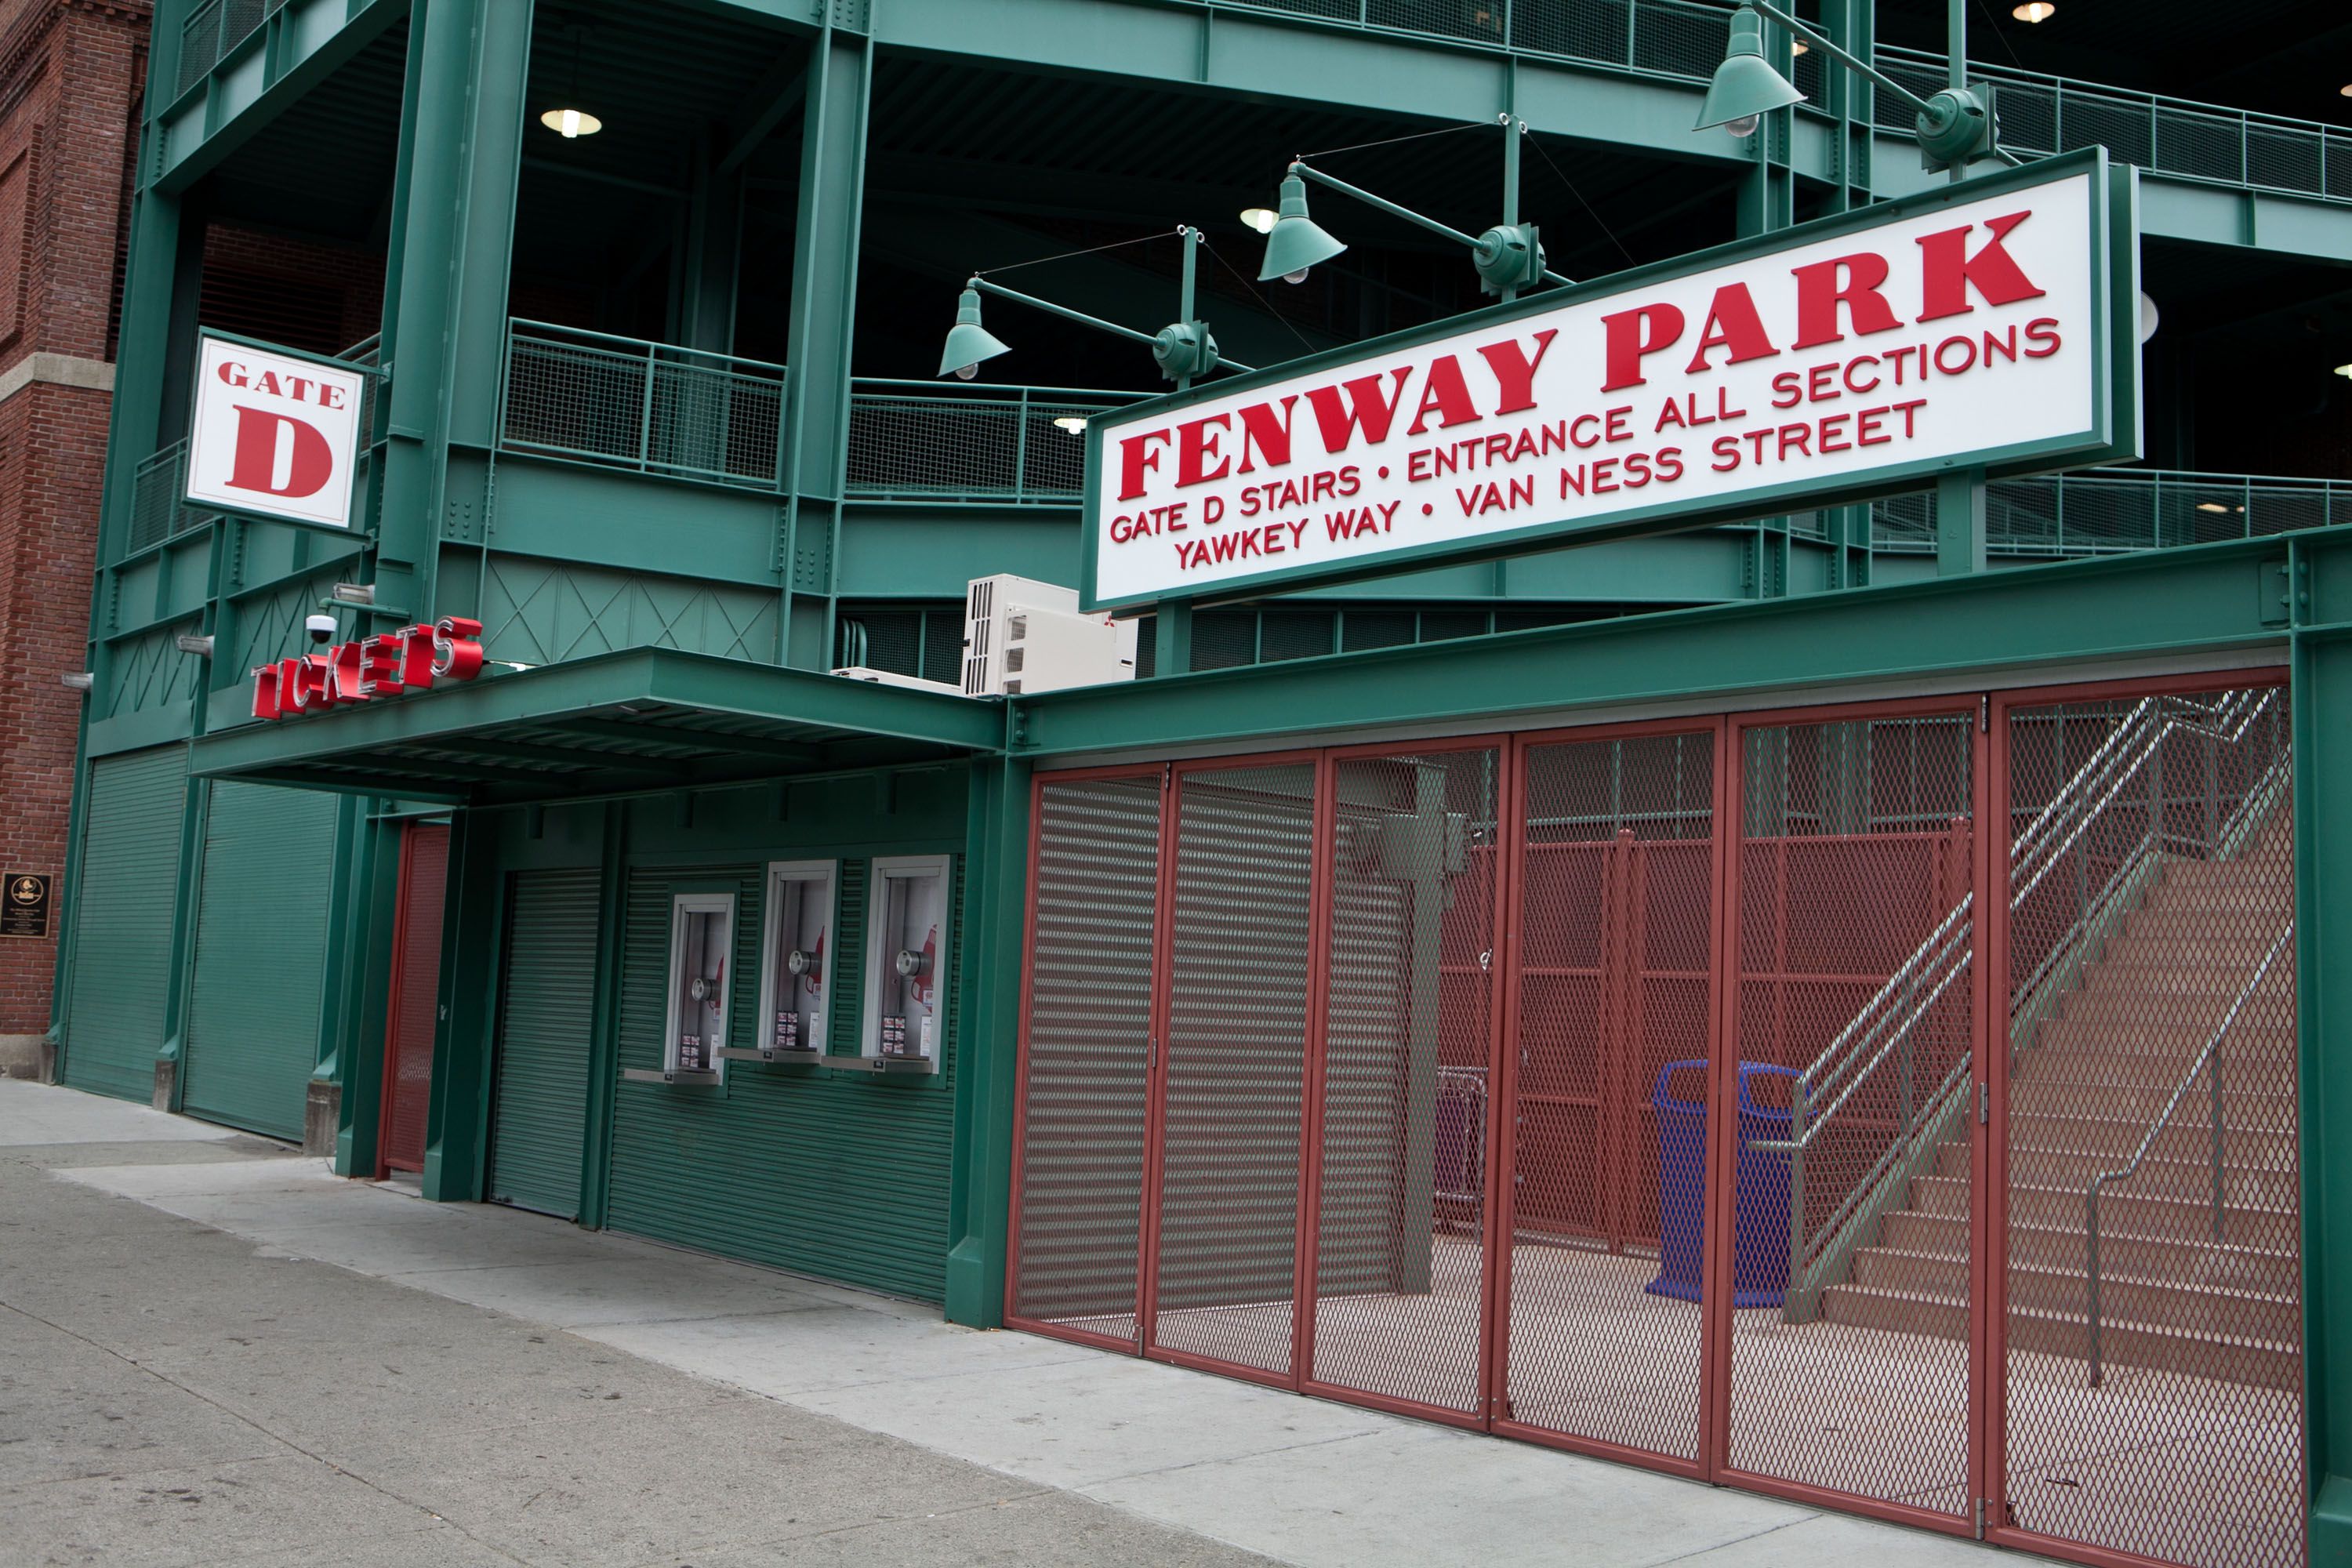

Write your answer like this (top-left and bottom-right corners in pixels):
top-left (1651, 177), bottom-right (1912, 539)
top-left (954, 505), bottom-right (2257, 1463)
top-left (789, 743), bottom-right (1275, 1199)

top-left (1644, 1061), bottom-right (1798, 1309)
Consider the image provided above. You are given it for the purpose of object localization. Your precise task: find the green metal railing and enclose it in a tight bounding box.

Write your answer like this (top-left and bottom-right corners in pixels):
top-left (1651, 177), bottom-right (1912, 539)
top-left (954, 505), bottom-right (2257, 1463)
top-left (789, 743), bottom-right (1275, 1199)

top-left (178, 0), bottom-right (288, 96)
top-left (1873, 470), bottom-right (2352, 558)
top-left (844, 379), bottom-right (1145, 504)
top-left (499, 321), bottom-right (789, 490)
top-left (1187, 2), bottom-right (2350, 205)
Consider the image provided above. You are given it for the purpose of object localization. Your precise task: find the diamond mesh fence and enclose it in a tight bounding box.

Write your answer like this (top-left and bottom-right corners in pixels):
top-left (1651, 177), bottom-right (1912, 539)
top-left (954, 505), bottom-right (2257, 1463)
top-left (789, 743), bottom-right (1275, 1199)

top-left (1727, 713), bottom-right (1975, 1519)
top-left (2001, 686), bottom-right (2300, 1568)
top-left (1875, 474), bottom-right (2352, 559)
top-left (1011, 774), bottom-right (1164, 1341)
top-left (1152, 761), bottom-right (1319, 1377)
top-left (501, 324), bottom-right (785, 489)
top-left (1504, 730), bottom-right (1715, 1461)
top-left (1308, 748), bottom-right (1501, 1417)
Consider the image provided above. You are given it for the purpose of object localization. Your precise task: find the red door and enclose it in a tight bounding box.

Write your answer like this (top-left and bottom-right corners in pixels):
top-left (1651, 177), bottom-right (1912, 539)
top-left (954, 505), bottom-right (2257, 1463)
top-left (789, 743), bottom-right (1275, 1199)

top-left (379, 822), bottom-right (450, 1176)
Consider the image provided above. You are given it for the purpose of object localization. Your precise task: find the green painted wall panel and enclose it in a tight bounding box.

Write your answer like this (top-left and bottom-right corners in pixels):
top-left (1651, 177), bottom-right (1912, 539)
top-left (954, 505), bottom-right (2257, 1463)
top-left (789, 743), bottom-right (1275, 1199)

top-left (488, 867), bottom-right (603, 1218)
top-left (605, 855), bottom-right (964, 1304)
top-left (61, 747), bottom-right (190, 1104)
top-left (103, 622), bottom-right (205, 722)
top-left (180, 783), bottom-right (341, 1141)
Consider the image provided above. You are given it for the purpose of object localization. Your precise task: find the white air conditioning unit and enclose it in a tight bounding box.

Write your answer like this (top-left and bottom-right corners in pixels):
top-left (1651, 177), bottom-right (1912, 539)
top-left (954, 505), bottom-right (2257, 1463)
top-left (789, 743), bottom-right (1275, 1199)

top-left (962, 574), bottom-right (1137, 697)
top-left (831, 666), bottom-right (970, 698)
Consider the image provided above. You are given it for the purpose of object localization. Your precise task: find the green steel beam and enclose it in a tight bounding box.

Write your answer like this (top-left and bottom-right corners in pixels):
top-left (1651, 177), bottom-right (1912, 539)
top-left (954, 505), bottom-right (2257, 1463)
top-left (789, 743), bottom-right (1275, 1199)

top-left (332, 811), bottom-right (406, 1177)
top-left (779, 27), bottom-right (875, 670)
top-left (943, 753), bottom-right (1032, 1327)
top-left (152, 0), bottom-right (412, 194)
top-left (420, 806), bottom-right (503, 1202)
top-left (1014, 535), bottom-right (2307, 758)
top-left (375, 0), bottom-right (532, 637)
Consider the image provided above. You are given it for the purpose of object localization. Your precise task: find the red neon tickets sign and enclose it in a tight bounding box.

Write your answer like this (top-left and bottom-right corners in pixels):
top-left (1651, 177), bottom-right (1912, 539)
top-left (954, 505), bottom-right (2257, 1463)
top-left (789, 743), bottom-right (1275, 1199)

top-left (249, 616), bottom-right (485, 720)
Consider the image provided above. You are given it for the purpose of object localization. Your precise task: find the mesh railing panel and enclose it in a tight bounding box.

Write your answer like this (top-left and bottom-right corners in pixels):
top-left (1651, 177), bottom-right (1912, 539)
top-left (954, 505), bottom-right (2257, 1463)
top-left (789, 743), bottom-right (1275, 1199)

top-left (1728, 714), bottom-right (1974, 1518)
top-left (1309, 748), bottom-right (1500, 1417)
top-left (1504, 731), bottom-right (1714, 1461)
top-left (1152, 762), bottom-right (1318, 1375)
top-left (1876, 474), bottom-right (2351, 557)
top-left (2002, 687), bottom-right (2300, 1568)
top-left (501, 324), bottom-right (784, 488)
top-left (1011, 775), bottom-right (1163, 1338)
top-left (125, 441), bottom-right (196, 556)
top-left (844, 385), bottom-right (1141, 502)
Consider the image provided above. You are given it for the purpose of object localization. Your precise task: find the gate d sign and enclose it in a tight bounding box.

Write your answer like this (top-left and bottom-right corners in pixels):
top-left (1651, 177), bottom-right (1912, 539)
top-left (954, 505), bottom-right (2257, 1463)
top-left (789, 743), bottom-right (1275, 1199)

top-left (1083, 149), bottom-right (2134, 612)
top-left (184, 336), bottom-right (367, 530)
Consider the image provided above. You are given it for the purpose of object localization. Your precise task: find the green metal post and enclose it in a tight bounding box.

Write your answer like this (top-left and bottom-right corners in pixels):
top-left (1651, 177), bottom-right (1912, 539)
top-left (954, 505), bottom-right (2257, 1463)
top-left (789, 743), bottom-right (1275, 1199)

top-left (1947, 0), bottom-right (1966, 185)
top-left (332, 809), bottom-right (401, 1174)
top-left (1154, 601), bottom-right (1192, 677)
top-left (1177, 228), bottom-right (1198, 393)
top-left (374, 0), bottom-right (532, 637)
top-left (779, 26), bottom-right (874, 671)
top-left (577, 804), bottom-right (626, 1228)
top-left (1500, 114), bottom-right (1522, 306)
top-left (1738, 92), bottom-right (1795, 601)
top-left (421, 808), bottom-right (505, 1203)
top-left (945, 755), bottom-right (1033, 1327)
top-left (1937, 467), bottom-right (1988, 576)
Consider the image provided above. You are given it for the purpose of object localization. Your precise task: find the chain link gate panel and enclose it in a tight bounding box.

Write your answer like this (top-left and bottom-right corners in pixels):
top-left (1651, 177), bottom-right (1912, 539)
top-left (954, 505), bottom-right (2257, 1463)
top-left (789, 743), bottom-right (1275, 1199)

top-left (1304, 745), bottom-right (1503, 1421)
top-left (1497, 728), bottom-right (1718, 1465)
top-left (1995, 681), bottom-right (2302, 1568)
top-left (1724, 707), bottom-right (1978, 1526)
top-left (1149, 760), bottom-right (1319, 1381)
top-left (1007, 771), bottom-right (1166, 1347)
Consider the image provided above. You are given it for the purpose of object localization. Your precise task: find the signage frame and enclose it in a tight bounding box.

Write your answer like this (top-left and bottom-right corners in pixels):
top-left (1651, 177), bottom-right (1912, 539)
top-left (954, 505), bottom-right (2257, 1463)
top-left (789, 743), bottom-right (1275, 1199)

top-left (1080, 147), bottom-right (2138, 615)
top-left (183, 328), bottom-right (385, 536)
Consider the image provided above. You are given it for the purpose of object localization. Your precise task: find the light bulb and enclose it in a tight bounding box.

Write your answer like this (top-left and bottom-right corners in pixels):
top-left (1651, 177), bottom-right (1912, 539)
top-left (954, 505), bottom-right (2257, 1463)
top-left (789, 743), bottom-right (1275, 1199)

top-left (1283, 268), bottom-right (1309, 285)
top-left (539, 107), bottom-right (602, 138)
top-left (2012, 2), bottom-right (2054, 20)
top-left (953, 362), bottom-right (979, 381)
top-left (1726, 114), bottom-right (1760, 138)
top-left (1240, 208), bottom-right (1279, 234)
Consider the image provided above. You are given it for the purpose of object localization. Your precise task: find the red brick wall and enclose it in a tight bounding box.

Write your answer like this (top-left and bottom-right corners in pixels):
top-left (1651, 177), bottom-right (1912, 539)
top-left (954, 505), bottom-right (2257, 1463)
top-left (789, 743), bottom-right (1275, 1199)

top-left (0, 0), bottom-right (148, 1036)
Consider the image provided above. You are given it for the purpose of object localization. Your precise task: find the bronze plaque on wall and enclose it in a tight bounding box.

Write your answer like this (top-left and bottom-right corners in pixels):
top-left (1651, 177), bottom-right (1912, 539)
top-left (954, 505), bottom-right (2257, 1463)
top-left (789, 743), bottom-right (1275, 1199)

top-left (3, 873), bottom-right (49, 939)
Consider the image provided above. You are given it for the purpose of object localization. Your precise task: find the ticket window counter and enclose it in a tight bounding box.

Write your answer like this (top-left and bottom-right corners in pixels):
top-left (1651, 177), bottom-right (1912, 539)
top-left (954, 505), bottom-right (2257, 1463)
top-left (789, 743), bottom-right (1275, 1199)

top-left (746, 860), bottom-right (838, 1063)
top-left (860, 855), bottom-right (952, 1075)
top-left (656, 891), bottom-right (735, 1084)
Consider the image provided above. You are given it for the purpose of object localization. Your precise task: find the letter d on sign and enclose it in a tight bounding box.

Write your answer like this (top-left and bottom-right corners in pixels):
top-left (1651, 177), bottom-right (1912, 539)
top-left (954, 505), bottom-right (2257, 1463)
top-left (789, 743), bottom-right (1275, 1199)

top-left (226, 405), bottom-right (334, 499)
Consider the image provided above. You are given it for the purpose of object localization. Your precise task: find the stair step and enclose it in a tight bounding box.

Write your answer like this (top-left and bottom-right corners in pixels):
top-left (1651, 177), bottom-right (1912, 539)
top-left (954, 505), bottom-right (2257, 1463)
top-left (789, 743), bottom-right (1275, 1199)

top-left (1814, 1290), bottom-right (2302, 1390)
top-left (1938, 1142), bottom-right (2297, 1203)
top-left (1835, 1247), bottom-right (2299, 1342)
top-left (1911, 1174), bottom-right (2296, 1243)
top-left (2122, 907), bottom-right (2295, 940)
top-left (2006, 1113), bottom-right (2296, 1168)
top-left (2100, 930), bottom-right (2289, 964)
top-left (1880, 1210), bottom-right (2299, 1288)
top-left (2015, 1051), bottom-right (2294, 1091)
top-left (2009, 1081), bottom-right (2293, 1120)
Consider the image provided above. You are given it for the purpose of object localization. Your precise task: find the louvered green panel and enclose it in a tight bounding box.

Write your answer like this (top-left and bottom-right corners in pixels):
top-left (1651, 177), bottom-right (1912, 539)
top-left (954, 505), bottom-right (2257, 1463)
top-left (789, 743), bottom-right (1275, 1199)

top-left (488, 868), bottom-right (603, 1218)
top-left (180, 783), bottom-right (339, 1139)
top-left (62, 746), bottom-right (189, 1103)
top-left (605, 857), bottom-right (964, 1303)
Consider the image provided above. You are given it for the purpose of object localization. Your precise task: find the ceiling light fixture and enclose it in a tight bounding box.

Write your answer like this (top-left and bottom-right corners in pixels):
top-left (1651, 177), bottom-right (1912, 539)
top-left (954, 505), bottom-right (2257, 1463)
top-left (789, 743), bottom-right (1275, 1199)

top-left (2012, 2), bottom-right (2054, 20)
top-left (1239, 208), bottom-right (1279, 234)
top-left (539, 25), bottom-right (601, 139)
top-left (1052, 416), bottom-right (1088, 434)
top-left (2336, 363), bottom-right (2352, 379)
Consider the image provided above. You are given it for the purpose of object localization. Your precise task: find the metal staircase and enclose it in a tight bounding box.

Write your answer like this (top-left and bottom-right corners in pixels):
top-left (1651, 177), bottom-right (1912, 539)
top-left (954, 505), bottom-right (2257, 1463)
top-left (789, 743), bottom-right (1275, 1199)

top-left (1760, 689), bottom-right (2292, 1390)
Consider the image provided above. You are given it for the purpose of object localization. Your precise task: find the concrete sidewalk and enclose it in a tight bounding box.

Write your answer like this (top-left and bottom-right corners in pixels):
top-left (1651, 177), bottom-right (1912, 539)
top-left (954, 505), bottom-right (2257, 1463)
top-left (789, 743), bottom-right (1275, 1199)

top-left (2, 1080), bottom-right (2038, 1567)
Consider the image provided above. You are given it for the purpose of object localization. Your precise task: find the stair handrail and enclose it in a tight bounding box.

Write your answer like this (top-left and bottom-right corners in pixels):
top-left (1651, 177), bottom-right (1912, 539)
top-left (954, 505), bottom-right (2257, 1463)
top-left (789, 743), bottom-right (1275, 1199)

top-left (1763, 685), bottom-right (2282, 1313)
top-left (2084, 919), bottom-right (2294, 1387)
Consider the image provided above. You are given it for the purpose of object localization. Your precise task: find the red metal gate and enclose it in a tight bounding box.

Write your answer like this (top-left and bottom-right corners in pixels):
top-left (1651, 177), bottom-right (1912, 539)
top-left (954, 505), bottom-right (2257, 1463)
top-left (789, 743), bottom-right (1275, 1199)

top-left (1003, 673), bottom-right (2304, 1568)
top-left (379, 821), bottom-right (449, 1176)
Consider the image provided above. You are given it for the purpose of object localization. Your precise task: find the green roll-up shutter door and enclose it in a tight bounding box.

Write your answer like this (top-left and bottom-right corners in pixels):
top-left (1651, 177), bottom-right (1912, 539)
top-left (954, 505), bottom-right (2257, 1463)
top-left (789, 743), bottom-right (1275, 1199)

top-left (488, 867), bottom-right (601, 1218)
top-left (181, 782), bottom-right (340, 1140)
top-left (62, 746), bottom-right (190, 1103)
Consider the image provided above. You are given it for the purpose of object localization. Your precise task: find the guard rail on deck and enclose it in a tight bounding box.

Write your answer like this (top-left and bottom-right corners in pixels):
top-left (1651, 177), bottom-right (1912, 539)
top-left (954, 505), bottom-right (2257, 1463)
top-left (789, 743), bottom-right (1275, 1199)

top-left (179, 0), bottom-right (289, 96)
top-left (1872, 470), bottom-right (2352, 559)
top-left (498, 321), bottom-right (789, 491)
top-left (844, 379), bottom-right (1146, 505)
top-left (1179, 2), bottom-right (2350, 204)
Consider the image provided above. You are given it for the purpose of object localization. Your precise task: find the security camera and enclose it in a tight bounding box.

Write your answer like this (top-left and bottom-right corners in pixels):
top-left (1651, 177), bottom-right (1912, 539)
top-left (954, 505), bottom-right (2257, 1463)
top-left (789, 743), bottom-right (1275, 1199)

top-left (306, 613), bottom-right (338, 645)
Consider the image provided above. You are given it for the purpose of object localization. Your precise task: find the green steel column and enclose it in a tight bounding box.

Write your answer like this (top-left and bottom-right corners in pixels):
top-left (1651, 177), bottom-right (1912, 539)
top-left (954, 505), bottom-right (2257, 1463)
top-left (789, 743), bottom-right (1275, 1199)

top-left (1737, 99), bottom-right (1795, 601)
top-left (576, 804), bottom-right (626, 1229)
top-left (1153, 601), bottom-right (1192, 677)
top-left (779, 26), bottom-right (873, 670)
top-left (1936, 466), bottom-right (1987, 575)
top-left (374, 0), bottom-right (532, 633)
top-left (944, 755), bottom-right (1033, 1328)
top-left (2293, 541), bottom-right (2352, 1553)
top-left (331, 811), bottom-right (403, 1174)
top-left (1818, 0), bottom-right (1875, 581)
top-left (422, 808), bottom-right (505, 1203)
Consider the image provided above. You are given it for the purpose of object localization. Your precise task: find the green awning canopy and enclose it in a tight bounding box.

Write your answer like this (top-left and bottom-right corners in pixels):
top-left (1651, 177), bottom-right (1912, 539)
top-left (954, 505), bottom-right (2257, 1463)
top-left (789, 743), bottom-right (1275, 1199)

top-left (187, 648), bottom-right (1004, 807)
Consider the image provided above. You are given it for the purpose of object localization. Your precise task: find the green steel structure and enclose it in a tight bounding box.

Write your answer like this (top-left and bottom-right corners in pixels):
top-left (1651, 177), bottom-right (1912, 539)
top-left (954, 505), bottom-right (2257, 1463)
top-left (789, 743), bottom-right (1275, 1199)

top-left (49, 0), bottom-right (2352, 1560)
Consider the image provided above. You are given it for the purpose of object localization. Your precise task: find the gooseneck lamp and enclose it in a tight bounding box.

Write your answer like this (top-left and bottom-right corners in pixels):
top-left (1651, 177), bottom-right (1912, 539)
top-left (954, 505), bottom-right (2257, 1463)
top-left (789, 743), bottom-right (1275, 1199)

top-left (936, 227), bottom-right (1254, 391)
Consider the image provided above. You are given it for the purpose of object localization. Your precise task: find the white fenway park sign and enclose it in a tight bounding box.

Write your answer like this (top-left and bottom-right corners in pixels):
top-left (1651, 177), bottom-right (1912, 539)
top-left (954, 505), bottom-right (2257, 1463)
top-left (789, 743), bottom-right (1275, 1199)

top-left (1083, 149), bottom-right (2135, 612)
top-left (185, 333), bottom-right (368, 530)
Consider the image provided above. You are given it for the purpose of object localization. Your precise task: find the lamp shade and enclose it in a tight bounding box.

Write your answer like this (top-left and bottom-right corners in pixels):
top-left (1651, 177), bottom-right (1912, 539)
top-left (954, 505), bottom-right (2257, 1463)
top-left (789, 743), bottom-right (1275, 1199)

top-left (938, 287), bottom-right (1011, 379)
top-left (1694, 7), bottom-right (1806, 132)
top-left (1258, 175), bottom-right (1348, 283)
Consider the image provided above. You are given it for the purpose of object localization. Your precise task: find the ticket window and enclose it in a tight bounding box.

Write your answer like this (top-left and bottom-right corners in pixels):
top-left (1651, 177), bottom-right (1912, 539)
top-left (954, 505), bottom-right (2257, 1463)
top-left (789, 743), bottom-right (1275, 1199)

top-left (663, 891), bottom-right (737, 1078)
top-left (757, 861), bottom-right (837, 1055)
top-left (861, 855), bottom-right (953, 1072)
